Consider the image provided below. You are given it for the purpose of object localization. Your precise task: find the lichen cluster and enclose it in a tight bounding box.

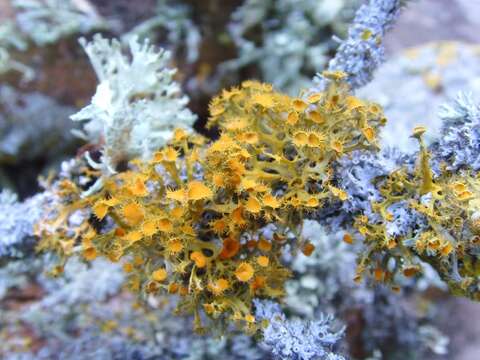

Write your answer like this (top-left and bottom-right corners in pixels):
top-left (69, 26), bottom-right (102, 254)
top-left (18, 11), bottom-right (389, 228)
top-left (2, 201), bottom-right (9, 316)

top-left (356, 129), bottom-right (480, 300)
top-left (37, 73), bottom-right (385, 331)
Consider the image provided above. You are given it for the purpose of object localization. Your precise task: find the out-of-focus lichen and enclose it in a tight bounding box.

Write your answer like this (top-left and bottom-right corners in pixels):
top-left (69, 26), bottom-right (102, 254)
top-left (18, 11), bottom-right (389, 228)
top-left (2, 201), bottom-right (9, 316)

top-left (223, 0), bottom-right (359, 95)
top-left (357, 42), bottom-right (480, 152)
top-left (122, 0), bottom-right (201, 64)
top-left (13, 0), bottom-right (105, 46)
top-left (0, 85), bottom-right (76, 165)
top-left (0, 0), bottom-right (105, 80)
top-left (0, 189), bottom-right (51, 259)
top-left (285, 220), bottom-right (359, 316)
top-left (359, 287), bottom-right (449, 359)
top-left (0, 21), bottom-right (32, 79)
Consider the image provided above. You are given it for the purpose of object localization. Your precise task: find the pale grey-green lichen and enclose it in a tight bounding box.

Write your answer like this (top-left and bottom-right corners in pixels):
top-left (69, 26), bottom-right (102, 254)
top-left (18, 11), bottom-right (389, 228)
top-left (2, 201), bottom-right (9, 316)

top-left (223, 0), bottom-right (359, 95)
top-left (13, 0), bottom-right (105, 46)
top-left (0, 21), bottom-right (32, 79)
top-left (71, 34), bottom-right (196, 192)
top-left (1, 0), bottom-right (105, 79)
top-left (0, 85), bottom-right (76, 164)
top-left (122, 0), bottom-right (201, 64)
top-left (0, 189), bottom-right (50, 258)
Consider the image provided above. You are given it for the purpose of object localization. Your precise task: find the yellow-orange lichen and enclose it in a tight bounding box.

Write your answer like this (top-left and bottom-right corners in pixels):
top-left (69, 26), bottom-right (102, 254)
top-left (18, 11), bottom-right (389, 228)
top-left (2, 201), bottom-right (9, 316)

top-left (37, 75), bottom-right (385, 331)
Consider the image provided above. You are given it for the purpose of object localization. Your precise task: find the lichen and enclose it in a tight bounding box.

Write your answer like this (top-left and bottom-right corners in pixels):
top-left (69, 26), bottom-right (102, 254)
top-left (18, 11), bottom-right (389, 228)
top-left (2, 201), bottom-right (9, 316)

top-left (70, 34), bottom-right (196, 192)
top-left (37, 74), bottom-right (385, 331)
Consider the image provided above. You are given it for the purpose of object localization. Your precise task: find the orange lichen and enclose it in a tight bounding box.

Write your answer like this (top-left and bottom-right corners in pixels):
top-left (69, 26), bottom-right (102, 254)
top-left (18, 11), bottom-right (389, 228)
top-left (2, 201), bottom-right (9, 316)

top-left (343, 233), bottom-right (354, 244)
top-left (187, 181), bottom-right (213, 201)
top-left (235, 262), bottom-right (254, 282)
top-left (123, 202), bottom-right (144, 225)
top-left (157, 218), bottom-right (173, 233)
top-left (123, 263), bottom-right (134, 273)
top-left (37, 75), bottom-right (385, 331)
top-left (152, 268), bottom-right (168, 282)
top-left (301, 242), bottom-right (315, 256)
top-left (257, 256), bottom-right (269, 267)
top-left (208, 278), bottom-right (230, 295)
top-left (83, 247), bottom-right (97, 261)
top-left (219, 237), bottom-right (241, 260)
top-left (93, 202), bottom-right (109, 220)
top-left (142, 220), bottom-right (158, 236)
top-left (257, 239), bottom-right (272, 252)
top-left (190, 251), bottom-right (207, 268)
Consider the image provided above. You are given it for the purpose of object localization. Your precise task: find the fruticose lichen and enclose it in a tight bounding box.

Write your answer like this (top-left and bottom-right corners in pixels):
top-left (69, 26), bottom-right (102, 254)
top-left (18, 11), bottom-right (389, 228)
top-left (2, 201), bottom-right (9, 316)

top-left (38, 69), bottom-right (385, 332)
top-left (355, 123), bottom-right (480, 300)
top-left (70, 34), bottom-right (196, 192)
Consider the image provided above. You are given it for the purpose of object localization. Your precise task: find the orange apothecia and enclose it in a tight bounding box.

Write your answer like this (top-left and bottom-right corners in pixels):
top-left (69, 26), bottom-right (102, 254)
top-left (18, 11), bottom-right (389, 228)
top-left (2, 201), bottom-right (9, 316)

top-left (219, 237), bottom-right (241, 260)
top-left (235, 262), bottom-right (255, 282)
top-left (302, 242), bottom-right (315, 256)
